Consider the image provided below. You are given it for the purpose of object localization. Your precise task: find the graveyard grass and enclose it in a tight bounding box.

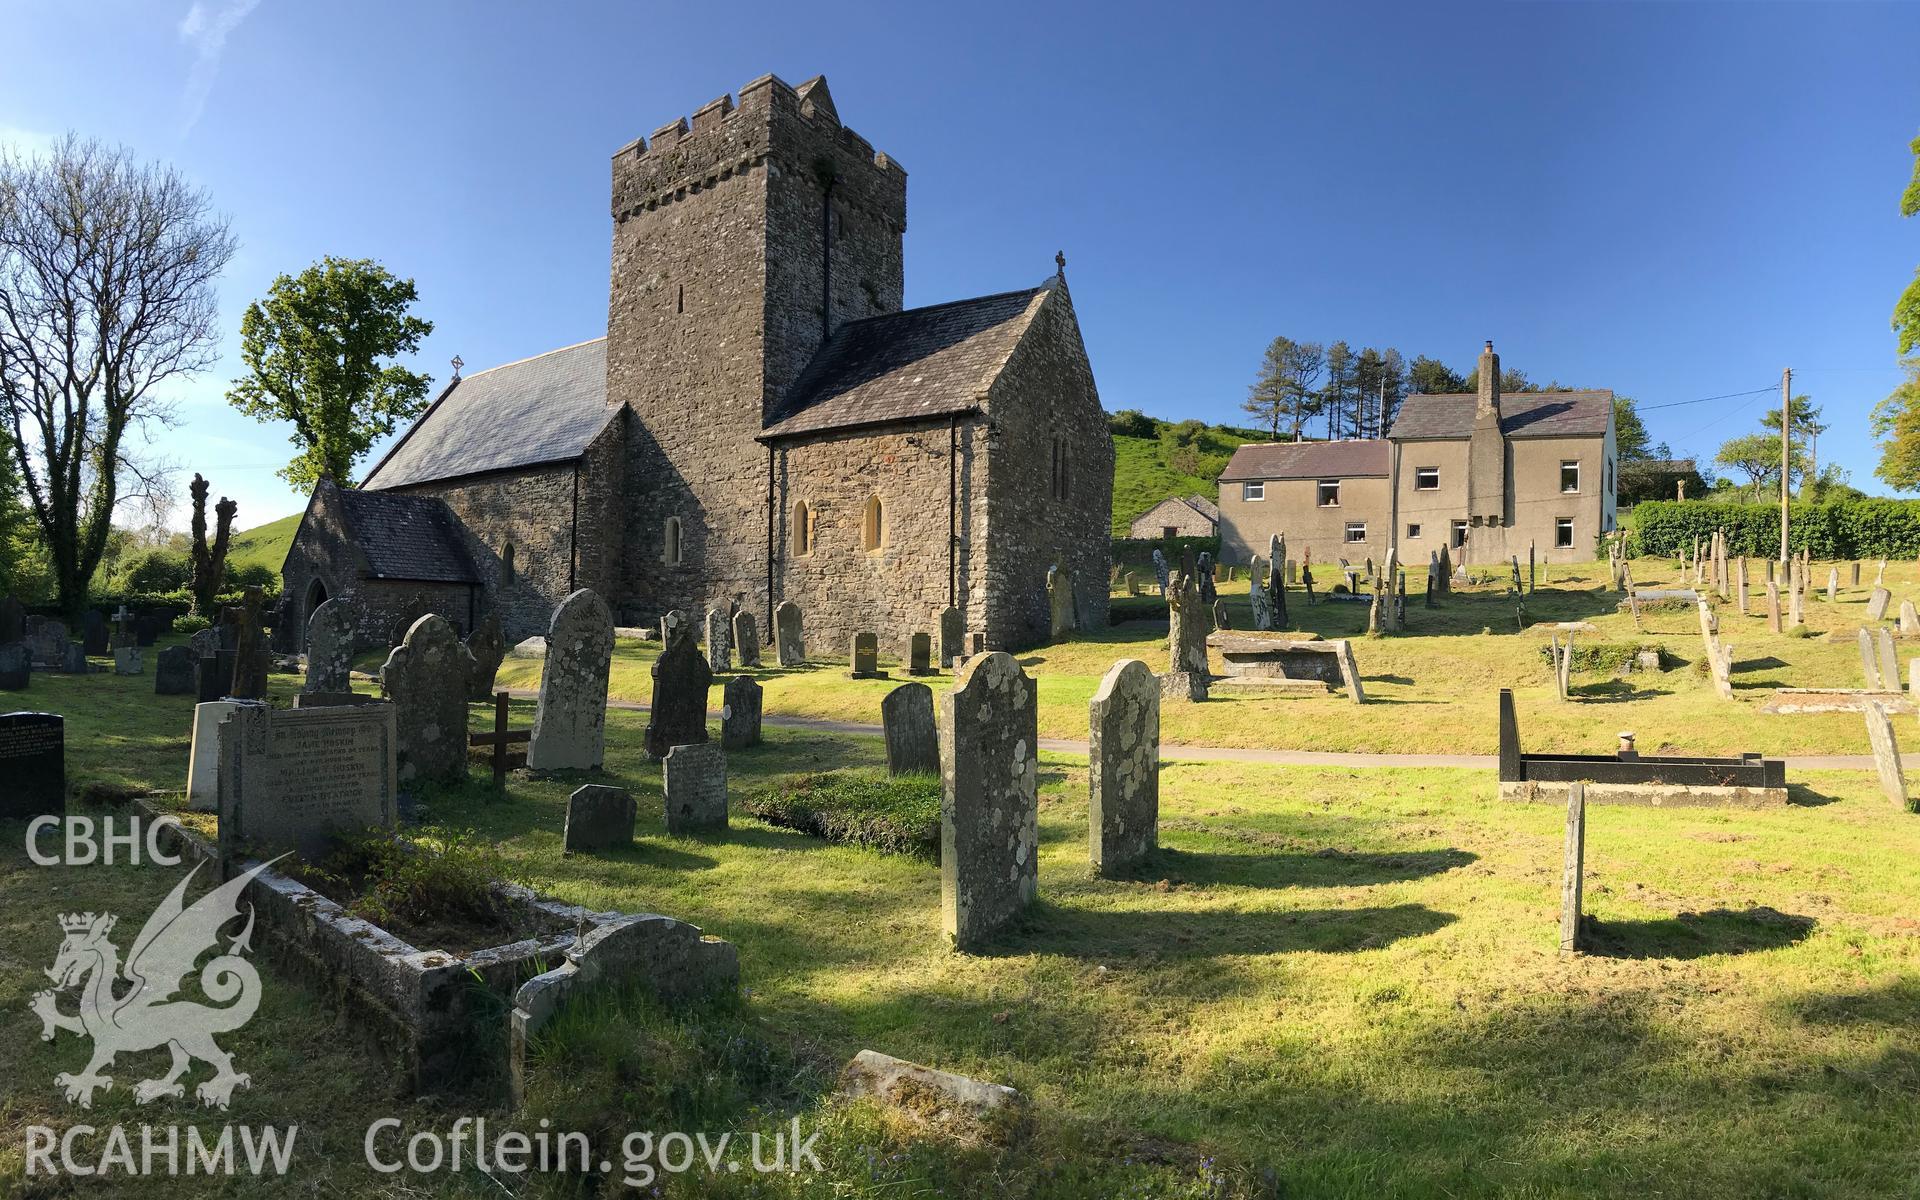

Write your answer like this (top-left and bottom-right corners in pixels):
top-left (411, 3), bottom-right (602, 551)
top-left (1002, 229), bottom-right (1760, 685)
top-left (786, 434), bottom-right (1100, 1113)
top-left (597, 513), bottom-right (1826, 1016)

top-left (6, 627), bottom-right (1920, 1198)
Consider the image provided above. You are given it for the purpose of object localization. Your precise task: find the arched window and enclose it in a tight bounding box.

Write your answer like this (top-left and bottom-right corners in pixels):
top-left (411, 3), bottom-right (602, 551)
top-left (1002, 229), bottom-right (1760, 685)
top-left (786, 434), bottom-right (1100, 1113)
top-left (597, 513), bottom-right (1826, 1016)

top-left (664, 517), bottom-right (683, 565)
top-left (861, 495), bottom-right (885, 552)
top-left (792, 500), bottom-right (812, 556)
top-left (502, 543), bottom-right (516, 585)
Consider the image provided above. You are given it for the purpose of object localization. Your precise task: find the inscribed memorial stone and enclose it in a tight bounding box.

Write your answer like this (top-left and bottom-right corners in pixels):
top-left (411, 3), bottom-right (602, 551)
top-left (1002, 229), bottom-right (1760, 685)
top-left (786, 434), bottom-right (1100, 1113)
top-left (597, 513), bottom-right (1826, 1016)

top-left (882, 682), bottom-right (939, 776)
top-left (529, 589), bottom-right (616, 772)
top-left (217, 703), bottom-right (397, 862)
top-left (663, 742), bottom-right (728, 833)
top-left (0, 711), bottom-right (63, 819)
top-left (939, 652), bottom-right (1039, 952)
top-left (381, 614), bottom-right (472, 784)
top-left (1088, 659), bottom-right (1158, 877)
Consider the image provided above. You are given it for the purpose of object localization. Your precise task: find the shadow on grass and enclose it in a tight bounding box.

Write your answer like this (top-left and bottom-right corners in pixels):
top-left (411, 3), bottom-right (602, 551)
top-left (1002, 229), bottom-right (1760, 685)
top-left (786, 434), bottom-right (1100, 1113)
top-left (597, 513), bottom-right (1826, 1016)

top-left (1732, 656), bottom-right (1791, 674)
top-left (989, 902), bottom-right (1458, 960)
top-left (1785, 784), bottom-right (1842, 808)
top-left (1573, 681), bottom-right (1674, 703)
top-left (1582, 906), bottom-right (1814, 960)
top-left (1137, 845), bottom-right (1476, 889)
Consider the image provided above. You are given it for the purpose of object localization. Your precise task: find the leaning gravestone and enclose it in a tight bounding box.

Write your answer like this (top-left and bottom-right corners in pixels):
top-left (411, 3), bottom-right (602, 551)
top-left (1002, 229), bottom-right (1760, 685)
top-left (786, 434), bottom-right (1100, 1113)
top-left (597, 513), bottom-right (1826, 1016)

top-left (154, 645), bottom-right (195, 695)
top-left (939, 652), bottom-right (1039, 952)
top-left (774, 601), bottom-right (805, 666)
top-left (381, 614), bottom-right (473, 784)
top-left (464, 609), bottom-right (507, 702)
top-left (848, 631), bottom-right (885, 679)
top-left (0, 711), bottom-right (64, 818)
top-left (938, 607), bottom-right (963, 670)
top-left (0, 642), bottom-right (28, 691)
top-left (732, 610), bottom-right (761, 668)
top-left (529, 589), bottom-right (616, 772)
top-left (704, 607), bottom-right (733, 673)
top-left (1903, 600), bottom-right (1920, 637)
top-left (882, 682), bottom-right (939, 776)
top-left (1089, 659), bottom-right (1159, 877)
top-left (721, 673), bottom-right (762, 751)
top-left (1863, 701), bottom-right (1910, 811)
top-left (563, 784), bottom-right (636, 853)
top-left (645, 632), bottom-right (712, 761)
top-left (663, 741), bottom-right (728, 833)
top-left (304, 598), bottom-right (356, 696)
top-left (216, 702), bottom-right (398, 862)
top-left (1868, 587), bottom-right (1893, 622)
top-left (1560, 782), bottom-right (1588, 953)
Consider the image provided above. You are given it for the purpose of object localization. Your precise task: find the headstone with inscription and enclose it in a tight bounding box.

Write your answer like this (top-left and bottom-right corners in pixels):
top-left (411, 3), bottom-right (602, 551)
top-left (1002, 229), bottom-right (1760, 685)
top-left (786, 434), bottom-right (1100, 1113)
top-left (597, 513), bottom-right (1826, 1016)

top-left (908, 632), bottom-right (934, 676)
top-left (645, 632), bottom-right (712, 761)
top-left (529, 589), bottom-right (616, 772)
top-left (720, 673), bottom-right (762, 751)
top-left (26, 618), bottom-right (67, 669)
top-left (217, 702), bottom-right (398, 861)
top-left (154, 645), bottom-right (195, 695)
top-left (663, 741), bottom-right (728, 833)
top-left (848, 631), bottom-right (885, 680)
top-left (0, 711), bottom-right (63, 818)
top-left (939, 652), bottom-right (1039, 952)
top-left (563, 784), bottom-right (636, 853)
top-left (113, 646), bottom-right (143, 676)
top-left (1089, 659), bottom-right (1158, 877)
top-left (774, 601), bottom-right (805, 667)
top-left (1047, 565), bottom-right (1077, 638)
top-left (380, 614), bottom-right (473, 784)
top-left (704, 607), bottom-right (733, 673)
top-left (882, 682), bottom-right (939, 777)
top-left (304, 599), bottom-right (356, 696)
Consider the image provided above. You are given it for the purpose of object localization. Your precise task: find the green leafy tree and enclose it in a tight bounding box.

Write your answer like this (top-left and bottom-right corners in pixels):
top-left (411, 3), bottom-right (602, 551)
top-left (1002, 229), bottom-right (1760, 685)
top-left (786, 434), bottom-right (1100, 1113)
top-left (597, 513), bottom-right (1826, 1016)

top-left (1713, 433), bottom-right (1782, 501)
top-left (1871, 358), bottom-right (1920, 491)
top-left (1612, 396), bottom-right (1655, 461)
top-left (227, 256), bottom-right (435, 490)
top-left (1759, 394), bottom-right (1828, 494)
top-left (1241, 336), bottom-right (1324, 440)
top-left (1897, 130), bottom-right (1920, 355)
top-left (1408, 355), bottom-right (1466, 394)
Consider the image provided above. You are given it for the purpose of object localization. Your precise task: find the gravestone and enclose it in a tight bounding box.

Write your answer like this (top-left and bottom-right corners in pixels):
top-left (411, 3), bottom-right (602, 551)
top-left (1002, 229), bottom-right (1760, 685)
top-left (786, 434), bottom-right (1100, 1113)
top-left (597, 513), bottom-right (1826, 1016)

top-left (1088, 659), bottom-right (1159, 877)
top-left (563, 784), bottom-right (636, 853)
top-left (1150, 548), bottom-right (1169, 593)
top-left (304, 598), bottom-right (356, 696)
top-left (1047, 565), bottom-right (1076, 638)
top-left (1560, 782), bottom-right (1587, 953)
top-left (644, 633), bottom-right (712, 761)
top-left (26, 618), bottom-right (67, 668)
top-left (1877, 559), bottom-right (1889, 588)
top-left (464, 609), bottom-right (507, 702)
top-left (1863, 701), bottom-right (1910, 810)
top-left (1166, 570), bottom-right (1208, 675)
top-left (1828, 568), bottom-right (1840, 603)
top-left (1736, 559), bottom-right (1749, 614)
top-left (0, 642), bottom-right (28, 691)
top-left (1765, 582), bottom-right (1782, 634)
top-left (1212, 599), bottom-right (1230, 630)
top-left (90, 609), bottom-right (115, 654)
top-left (1878, 627), bottom-right (1901, 694)
top-left (57, 640), bottom-right (88, 675)
top-left (938, 606), bottom-right (963, 668)
top-left (1860, 627), bottom-right (1882, 689)
top-left (1334, 639), bottom-right (1366, 705)
top-left (189, 627), bottom-right (220, 663)
top-left (704, 607), bottom-right (733, 673)
top-left (186, 699), bottom-right (249, 811)
top-left (732, 610), bottom-right (761, 668)
top-left (659, 608), bottom-right (692, 651)
top-left (154, 645), bottom-right (195, 695)
top-left (113, 646), bottom-right (143, 676)
top-left (1867, 588), bottom-right (1892, 622)
top-left (1248, 556), bottom-right (1271, 630)
top-left (529, 589), bottom-right (616, 772)
top-left (663, 741), bottom-right (728, 833)
top-left (720, 674), bottom-right (762, 751)
top-left (774, 601), bottom-right (805, 666)
top-left (1852, 562), bottom-right (1861, 587)
top-left (940, 653), bottom-right (1039, 952)
top-left (198, 649), bottom-right (233, 703)
top-left (0, 595), bottom-right (23, 644)
top-left (230, 586), bottom-right (271, 700)
top-left (848, 631), bottom-right (885, 679)
top-left (216, 702), bottom-right (398, 862)
top-left (908, 632), bottom-right (934, 676)
top-left (881, 682), bottom-right (939, 776)
top-left (1903, 600), bottom-right (1920, 637)
top-left (1, 711), bottom-right (63, 818)
top-left (134, 614), bottom-right (160, 648)
top-left (380, 614), bottom-right (473, 784)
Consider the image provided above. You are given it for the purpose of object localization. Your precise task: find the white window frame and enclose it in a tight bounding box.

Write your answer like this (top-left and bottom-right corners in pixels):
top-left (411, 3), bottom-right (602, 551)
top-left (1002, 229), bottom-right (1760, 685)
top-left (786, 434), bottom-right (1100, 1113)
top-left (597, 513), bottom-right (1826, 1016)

top-left (1406, 523), bottom-right (1422, 539)
top-left (1344, 521), bottom-right (1367, 544)
top-left (1318, 479), bottom-right (1341, 508)
top-left (1561, 460), bottom-right (1581, 494)
top-left (1242, 481), bottom-right (1265, 502)
top-left (1451, 520), bottom-right (1468, 548)
top-left (1555, 517), bottom-right (1575, 548)
top-left (1414, 466), bottom-right (1440, 491)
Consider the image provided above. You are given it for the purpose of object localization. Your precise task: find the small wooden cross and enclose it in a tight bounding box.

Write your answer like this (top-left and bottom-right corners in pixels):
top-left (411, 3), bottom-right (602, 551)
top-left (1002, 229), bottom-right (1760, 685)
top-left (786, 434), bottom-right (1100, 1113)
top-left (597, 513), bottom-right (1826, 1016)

top-left (469, 691), bottom-right (530, 789)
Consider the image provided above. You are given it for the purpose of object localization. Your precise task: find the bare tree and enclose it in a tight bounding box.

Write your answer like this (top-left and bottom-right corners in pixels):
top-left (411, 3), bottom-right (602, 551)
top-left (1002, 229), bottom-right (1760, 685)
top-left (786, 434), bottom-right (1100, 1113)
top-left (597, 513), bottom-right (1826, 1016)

top-left (0, 135), bottom-right (234, 614)
top-left (187, 472), bottom-right (237, 617)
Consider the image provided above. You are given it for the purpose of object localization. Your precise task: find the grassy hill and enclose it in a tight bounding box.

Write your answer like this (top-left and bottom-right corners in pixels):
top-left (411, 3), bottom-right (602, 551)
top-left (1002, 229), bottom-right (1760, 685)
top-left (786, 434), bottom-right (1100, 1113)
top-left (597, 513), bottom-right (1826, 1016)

top-left (225, 511), bottom-right (302, 575)
top-left (1108, 412), bottom-right (1259, 535)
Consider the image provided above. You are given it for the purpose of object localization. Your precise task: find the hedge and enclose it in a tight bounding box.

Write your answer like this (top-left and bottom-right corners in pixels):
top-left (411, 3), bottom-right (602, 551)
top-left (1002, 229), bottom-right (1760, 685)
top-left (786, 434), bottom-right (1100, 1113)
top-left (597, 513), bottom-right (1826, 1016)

top-left (1110, 535), bottom-right (1219, 571)
top-left (1624, 500), bottom-right (1920, 560)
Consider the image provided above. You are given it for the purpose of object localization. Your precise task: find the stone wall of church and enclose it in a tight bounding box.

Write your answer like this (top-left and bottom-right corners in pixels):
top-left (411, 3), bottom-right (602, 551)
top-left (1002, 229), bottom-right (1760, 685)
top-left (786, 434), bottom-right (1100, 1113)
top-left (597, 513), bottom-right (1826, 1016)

top-left (978, 287), bottom-right (1113, 649)
top-left (281, 488), bottom-right (478, 655)
top-left (768, 417), bottom-right (989, 664)
top-left (398, 464), bottom-right (578, 644)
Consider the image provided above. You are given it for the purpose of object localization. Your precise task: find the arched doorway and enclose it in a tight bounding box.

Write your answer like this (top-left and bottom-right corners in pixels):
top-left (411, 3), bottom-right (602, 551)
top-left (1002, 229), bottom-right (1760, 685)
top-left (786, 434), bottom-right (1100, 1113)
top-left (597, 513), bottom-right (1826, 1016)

top-left (304, 577), bottom-right (329, 628)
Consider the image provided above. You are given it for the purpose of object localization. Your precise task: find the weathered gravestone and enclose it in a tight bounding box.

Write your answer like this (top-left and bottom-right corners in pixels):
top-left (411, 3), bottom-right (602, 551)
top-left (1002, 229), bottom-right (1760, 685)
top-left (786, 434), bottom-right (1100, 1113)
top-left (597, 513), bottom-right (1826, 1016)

top-left (187, 699), bottom-right (249, 812)
top-left (229, 587), bottom-right (272, 700)
top-left (1867, 587), bottom-right (1893, 622)
top-left (381, 614), bottom-right (473, 784)
top-left (563, 784), bottom-right (636, 853)
top-left (217, 702), bottom-right (398, 862)
top-left (1163, 569), bottom-right (1209, 701)
top-left (663, 741), bottom-right (727, 833)
top-left (304, 598), bottom-right (356, 696)
top-left (1765, 582), bottom-right (1782, 634)
top-left (113, 646), bottom-right (143, 676)
top-left (1828, 568), bottom-right (1840, 603)
top-left (848, 631), bottom-right (885, 679)
top-left (644, 632), bottom-right (712, 761)
top-left (0, 642), bottom-right (28, 691)
top-left (704, 608), bottom-right (733, 673)
top-left (529, 589), bottom-right (616, 772)
top-left (1089, 659), bottom-right (1159, 877)
top-left (774, 601), bottom-right (805, 666)
top-left (721, 674), bottom-right (762, 751)
top-left (26, 618), bottom-right (67, 669)
top-left (1212, 599), bottom-right (1230, 630)
top-left (881, 682), bottom-right (939, 776)
top-left (154, 645), bottom-right (195, 695)
top-left (0, 711), bottom-right (64, 818)
top-left (1863, 701), bottom-right (1910, 811)
top-left (940, 652), bottom-right (1039, 952)
top-left (908, 632), bottom-right (934, 676)
top-left (1047, 565), bottom-right (1077, 638)
top-left (659, 609), bottom-right (692, 651)
top-left (938, 606), bottom-right (963, 670)
top-left (0, 595), bottom-right (23, 644)
top-left (1860, 627), bottom-right (1883, 689)
top-left (732, 610), bottom-right (761, 668)
top-left (1903, 600), bottom-right (1920, 637)
top-left (1879, 627), bottom-right (1901, 695)
top-left (1560, 782), bottom-right (1588, 953)
top-left (464, 609), bottom-right (507, 702)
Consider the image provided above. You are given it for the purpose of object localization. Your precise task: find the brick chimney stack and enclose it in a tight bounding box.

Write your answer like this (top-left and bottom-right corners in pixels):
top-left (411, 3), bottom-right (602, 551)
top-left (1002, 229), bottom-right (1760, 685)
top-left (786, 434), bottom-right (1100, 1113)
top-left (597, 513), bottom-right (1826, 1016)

top-left (1477, 339), bottom-right (1501, 418)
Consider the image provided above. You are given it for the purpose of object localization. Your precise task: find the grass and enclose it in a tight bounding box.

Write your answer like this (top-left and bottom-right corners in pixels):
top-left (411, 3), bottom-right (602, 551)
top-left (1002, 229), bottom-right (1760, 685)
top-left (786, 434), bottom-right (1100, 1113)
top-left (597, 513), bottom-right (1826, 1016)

top-left (742, 769), bottom-right (942, 859)
top-left (1111, 427), bottom-right (1252, 534)
top-left (222, 511), bottom-right (303, 577)
top-left (9, 597), bottom-right (1920, 1196)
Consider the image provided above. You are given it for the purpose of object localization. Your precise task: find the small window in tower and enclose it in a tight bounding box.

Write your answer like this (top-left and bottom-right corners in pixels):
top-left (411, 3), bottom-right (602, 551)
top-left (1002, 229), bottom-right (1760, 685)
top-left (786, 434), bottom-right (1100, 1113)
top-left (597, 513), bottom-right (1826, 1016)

top-left (861, 495), bottom-right (885, 552)
top-left (792, 500), bottom-right (812, 557)
top-left (503, 543), bottom-right (516, 585)
top-left (1051, 436), bottom-right (1071, 500)
top-left (664, 517), bottom-right (683, 565)
top-left (676, 284), bottom-right (684, 314)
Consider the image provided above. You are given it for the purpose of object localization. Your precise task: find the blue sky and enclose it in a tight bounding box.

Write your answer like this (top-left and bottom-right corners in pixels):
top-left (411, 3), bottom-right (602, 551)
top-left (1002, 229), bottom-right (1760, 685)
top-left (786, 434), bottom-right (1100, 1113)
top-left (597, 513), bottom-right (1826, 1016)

top-left (4, 0), bottom-right (1918, 528)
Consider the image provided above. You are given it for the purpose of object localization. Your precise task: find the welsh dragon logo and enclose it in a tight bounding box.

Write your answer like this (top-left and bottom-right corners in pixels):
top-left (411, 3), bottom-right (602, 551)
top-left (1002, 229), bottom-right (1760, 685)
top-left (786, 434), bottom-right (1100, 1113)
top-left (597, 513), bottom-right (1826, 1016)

top-left (30, 859), bottom-right (280, 1109)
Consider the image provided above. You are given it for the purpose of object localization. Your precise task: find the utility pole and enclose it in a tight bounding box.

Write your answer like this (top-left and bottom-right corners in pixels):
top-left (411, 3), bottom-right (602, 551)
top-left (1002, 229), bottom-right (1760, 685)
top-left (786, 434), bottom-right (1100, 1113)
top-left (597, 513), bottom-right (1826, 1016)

top-left (1779, 367), bottom-right (1791, 566)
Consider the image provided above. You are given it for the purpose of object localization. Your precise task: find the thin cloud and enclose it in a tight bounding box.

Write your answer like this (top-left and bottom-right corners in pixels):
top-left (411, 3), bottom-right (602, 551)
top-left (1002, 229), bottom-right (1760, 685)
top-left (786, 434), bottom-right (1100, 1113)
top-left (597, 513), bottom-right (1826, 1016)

top-left (177, 0), bottom-right (262, 135)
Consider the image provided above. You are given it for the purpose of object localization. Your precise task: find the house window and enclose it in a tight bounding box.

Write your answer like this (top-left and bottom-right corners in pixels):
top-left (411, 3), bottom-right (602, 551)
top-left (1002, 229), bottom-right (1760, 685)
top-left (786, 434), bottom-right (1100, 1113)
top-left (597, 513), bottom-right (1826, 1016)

top-left (861, 495), bottom-right (885, 551)
top-left (792, 500), bottom-right (812, 556)
top-left (1414, 466), bottom-right (1440, 491)
top-left (503, 543), bottom-right (516, 585)
top-left (1556, 518), bottom-right (1575, 548)
top-left (1406, 523), bottom-right (1422, 539)
top-left (1162, 526), bottom-right (1178, 538)
top-left (1345, 522), bottom-right (1367, 543)
top-left (1318, 480), bottom-right (1341, 507)
top-left (664, 517), bottom-right (683, 565)
top-left (1451, 520), bottom-right (1468, 548)
top-left (1051, 436), bottom-right (1070, 500)
top-left (1242, 481), bottom-right (1265, 502)
top-left (1561, 460), bottom-right (1581, 493)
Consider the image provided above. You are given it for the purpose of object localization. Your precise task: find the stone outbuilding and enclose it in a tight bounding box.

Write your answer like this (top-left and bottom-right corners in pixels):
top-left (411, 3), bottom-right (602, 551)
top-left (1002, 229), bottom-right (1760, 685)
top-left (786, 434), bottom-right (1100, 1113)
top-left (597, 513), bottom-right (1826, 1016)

top-left (1127, 495), bottom-right (1218, 539)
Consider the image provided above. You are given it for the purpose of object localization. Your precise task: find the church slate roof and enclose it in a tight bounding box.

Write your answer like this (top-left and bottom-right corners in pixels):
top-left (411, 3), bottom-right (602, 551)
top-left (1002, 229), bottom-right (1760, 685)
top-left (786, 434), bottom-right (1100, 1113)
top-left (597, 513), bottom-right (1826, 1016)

top-left (1387, 390), bottom-right (1614, 441)
top-left (336, 487), bottom-right (479, 583)
top-left (1218, 440), bottom-right (1391, 482)
top-left (759, 287), bottom-right (1049, 439)
top-left (364, 338), bottom-right (616, 489)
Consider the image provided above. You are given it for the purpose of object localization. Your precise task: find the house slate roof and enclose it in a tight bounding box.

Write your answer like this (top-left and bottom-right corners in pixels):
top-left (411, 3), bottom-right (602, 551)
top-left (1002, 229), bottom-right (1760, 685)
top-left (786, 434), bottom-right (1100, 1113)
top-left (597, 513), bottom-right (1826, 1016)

top-left (336, 487), bottom-right (479, 583)
top-left (363, 338), bottom-right (617, 490)
top-left (1183, 494), bottom-right (1220, 521)
top-left (759, 286), bottom-right (1050, 439)
top-left (1218, 440), bottom-right (1391, 482)
top-left (1387, 390), bottom-right (1614, 442)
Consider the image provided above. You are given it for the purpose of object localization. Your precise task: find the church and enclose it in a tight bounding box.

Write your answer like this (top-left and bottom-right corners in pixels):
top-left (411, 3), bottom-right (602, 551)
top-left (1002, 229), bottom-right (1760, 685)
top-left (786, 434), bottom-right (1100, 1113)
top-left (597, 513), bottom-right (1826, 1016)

top-left (281, 74), bottom-right (1113, 655)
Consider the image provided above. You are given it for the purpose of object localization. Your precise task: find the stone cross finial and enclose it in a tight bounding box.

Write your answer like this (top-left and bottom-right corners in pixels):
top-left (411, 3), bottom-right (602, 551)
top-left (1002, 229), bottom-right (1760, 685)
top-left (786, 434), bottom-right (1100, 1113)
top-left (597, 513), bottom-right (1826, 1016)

top-left (1054, 250), bottom-right (1066, 276)
top-left (451, 354), bottom-right (464, 380)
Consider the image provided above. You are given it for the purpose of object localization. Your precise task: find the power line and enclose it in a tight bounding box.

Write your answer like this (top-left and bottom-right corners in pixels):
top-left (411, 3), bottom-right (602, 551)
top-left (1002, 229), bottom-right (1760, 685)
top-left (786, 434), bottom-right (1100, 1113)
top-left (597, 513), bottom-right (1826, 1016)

top-left (1637, 385), bottom-right (1778, 413)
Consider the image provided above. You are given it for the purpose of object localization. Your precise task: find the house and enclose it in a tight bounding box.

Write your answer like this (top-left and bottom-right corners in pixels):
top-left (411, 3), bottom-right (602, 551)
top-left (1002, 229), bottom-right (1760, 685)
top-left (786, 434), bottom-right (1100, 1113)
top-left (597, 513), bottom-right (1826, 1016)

top-left (1127, 495), bottom-right (1218, 539)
